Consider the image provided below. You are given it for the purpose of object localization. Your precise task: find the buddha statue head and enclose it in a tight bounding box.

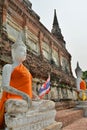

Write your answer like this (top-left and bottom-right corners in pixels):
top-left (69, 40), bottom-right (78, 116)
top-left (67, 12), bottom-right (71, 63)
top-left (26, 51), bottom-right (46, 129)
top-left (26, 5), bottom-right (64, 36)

top-left (75, 62), bottom-right (82, 78)
top-left (11, 32), bottom-right (27, 63)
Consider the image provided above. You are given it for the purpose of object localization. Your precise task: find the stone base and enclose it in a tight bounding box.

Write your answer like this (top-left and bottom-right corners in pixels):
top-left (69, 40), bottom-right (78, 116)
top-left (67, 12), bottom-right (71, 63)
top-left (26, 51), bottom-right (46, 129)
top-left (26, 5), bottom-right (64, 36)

top-left (76, 101), bottom-right (87, 117)
top-left (5, 122), bottom-right (62, 130)
top-left (6, 122), bottom-right (62, 130)
top-left (5, 109), bottom-right (62, 130)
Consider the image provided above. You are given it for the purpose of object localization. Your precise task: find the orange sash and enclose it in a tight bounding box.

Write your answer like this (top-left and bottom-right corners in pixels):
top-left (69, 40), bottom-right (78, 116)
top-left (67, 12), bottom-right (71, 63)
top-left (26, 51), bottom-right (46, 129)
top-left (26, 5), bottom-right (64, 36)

top-left (0, 99), bottom-right (5, 128)
top-left (80, 80), bottom-right (86, 90)
top-left (0, 64), bottom-right (32, 128)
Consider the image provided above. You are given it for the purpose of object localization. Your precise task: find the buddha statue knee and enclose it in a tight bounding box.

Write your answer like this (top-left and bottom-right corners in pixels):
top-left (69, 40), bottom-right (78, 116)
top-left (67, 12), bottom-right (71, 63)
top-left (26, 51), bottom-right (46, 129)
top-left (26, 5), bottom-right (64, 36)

top-left (5, 99), bottom-right (28, 115)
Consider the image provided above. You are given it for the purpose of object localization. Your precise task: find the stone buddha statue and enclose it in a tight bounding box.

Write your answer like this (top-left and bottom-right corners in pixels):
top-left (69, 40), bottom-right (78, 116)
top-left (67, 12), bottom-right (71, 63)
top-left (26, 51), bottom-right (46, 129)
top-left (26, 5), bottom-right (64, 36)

top-left (75, 62), bottom-right (87, 101)
top-left (75, 62), bottom-right (83, 91)
top-left (0, 33), bottom-right (56, 129)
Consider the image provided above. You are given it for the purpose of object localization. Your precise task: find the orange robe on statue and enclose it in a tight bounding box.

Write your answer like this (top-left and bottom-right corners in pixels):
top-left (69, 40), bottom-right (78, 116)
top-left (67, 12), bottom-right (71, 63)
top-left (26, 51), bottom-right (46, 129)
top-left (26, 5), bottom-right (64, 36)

top-left (0, 64), bottom-right (32, 128)
top-left (80, 80), bottom-right (86, 90)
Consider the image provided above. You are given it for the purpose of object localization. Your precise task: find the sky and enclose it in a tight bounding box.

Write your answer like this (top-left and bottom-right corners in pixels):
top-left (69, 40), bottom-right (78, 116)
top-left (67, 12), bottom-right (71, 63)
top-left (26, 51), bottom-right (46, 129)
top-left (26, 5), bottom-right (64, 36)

top-left (30, 0), bottom-right (87, 77)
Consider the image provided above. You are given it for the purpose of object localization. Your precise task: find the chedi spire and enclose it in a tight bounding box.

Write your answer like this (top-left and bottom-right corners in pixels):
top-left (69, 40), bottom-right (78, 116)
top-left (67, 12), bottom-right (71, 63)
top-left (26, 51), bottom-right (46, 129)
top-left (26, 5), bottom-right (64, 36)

top-left (51, 9), bottom-right (65, 43)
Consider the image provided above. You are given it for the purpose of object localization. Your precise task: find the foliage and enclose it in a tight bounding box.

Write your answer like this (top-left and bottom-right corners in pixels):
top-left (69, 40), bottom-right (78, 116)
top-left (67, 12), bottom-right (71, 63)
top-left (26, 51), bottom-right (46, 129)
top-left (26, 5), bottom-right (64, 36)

top-left (82, 71), bottom-right (87, 81)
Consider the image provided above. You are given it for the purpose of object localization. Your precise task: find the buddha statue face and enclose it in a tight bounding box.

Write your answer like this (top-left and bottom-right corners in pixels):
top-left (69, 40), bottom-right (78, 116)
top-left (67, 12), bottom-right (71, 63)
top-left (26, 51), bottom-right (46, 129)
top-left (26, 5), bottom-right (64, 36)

top-left (12, 45), bottom-right (26, 63)
top-left (76, 70), bottom-right (82, 78)
top-left (75, 62), bottom-right (82, 78)
top-left (11, 33), bottom-right (27, 63)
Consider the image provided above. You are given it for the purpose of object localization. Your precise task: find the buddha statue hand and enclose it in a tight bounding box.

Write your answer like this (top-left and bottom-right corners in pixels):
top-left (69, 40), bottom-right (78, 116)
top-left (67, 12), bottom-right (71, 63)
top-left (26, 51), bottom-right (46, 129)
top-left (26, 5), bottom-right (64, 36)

top-left (22, 93), bottom-right (32, 108)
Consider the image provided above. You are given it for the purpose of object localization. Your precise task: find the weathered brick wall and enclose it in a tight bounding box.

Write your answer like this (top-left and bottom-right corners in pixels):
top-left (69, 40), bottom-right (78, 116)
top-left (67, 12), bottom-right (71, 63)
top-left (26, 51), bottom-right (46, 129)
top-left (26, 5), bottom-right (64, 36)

top-left (0, 0), bottom-right (76, 100)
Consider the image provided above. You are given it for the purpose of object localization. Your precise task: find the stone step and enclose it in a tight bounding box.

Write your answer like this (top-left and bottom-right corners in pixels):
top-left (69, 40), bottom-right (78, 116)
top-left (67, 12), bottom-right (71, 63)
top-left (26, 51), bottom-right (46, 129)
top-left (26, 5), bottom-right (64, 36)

top-left (62, 117), bottom-right (87, 130)
top-left (55, 108), bottom-right (83, 127)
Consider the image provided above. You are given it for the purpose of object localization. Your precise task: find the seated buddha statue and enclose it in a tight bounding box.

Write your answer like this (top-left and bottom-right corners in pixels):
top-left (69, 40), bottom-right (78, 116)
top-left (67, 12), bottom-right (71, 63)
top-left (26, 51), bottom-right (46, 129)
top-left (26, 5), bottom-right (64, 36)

top-left (0, 33), bottom-right (55, 129)
top-left (75, 62), bottom-right (87, 101)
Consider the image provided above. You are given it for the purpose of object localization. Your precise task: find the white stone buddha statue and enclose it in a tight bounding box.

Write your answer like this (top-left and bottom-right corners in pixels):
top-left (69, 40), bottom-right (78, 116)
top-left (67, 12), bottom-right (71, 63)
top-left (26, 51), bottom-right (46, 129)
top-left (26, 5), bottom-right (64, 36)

top-left (0, 32), bottom-right (55, 129)
top-left (75, 62), bottom-right (83, 91)
top-left (1, 33), bottom-right (32, 107)
top-left (75, 62), bottom-right (87, 100)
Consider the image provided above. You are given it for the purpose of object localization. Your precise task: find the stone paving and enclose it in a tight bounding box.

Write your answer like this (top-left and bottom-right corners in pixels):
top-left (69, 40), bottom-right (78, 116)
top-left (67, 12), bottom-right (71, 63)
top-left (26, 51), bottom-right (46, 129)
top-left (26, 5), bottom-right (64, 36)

top-left (55, 108), bottom-right (83, 127)
top-left (55, 108), bottom-right (87, 130)
top-left (62, 117), bottom-right (87, 130)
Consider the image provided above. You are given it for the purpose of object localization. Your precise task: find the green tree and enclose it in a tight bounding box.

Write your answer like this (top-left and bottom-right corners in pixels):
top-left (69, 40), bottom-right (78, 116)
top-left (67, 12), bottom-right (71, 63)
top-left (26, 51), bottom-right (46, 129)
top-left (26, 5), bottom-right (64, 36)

top-left (82, 71), bottom-right (87, 83)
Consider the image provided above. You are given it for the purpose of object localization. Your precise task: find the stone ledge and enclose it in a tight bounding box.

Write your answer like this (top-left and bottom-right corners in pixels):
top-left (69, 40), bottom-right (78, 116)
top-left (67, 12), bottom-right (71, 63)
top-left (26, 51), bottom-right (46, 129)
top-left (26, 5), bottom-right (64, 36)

top-left (55, 100), bottom-right (76, 111)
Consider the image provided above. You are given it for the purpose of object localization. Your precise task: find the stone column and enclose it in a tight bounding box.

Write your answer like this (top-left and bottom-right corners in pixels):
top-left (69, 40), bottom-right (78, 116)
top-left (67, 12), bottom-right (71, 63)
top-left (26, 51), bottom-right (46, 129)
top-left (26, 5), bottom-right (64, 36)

top-left (2, 0), bottom-right (9, 33)
top-left (58, 50), bottom-right (62, 69)
top-left (38, 31), bottom-right (43, 56)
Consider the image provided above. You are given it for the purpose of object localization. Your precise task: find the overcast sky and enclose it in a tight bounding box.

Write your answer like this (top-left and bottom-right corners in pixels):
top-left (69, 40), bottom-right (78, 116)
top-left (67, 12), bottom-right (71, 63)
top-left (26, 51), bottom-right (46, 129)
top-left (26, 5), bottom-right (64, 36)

top-left (30, 0), bottom-right (87, 77)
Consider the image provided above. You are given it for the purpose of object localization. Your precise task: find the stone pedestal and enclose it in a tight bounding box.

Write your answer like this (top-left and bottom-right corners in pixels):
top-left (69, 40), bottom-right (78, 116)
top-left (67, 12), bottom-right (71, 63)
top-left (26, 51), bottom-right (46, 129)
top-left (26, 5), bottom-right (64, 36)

top-left (76, 101), bottom-right (87, 117)
top-left (5, 99), bottom-right (62, 130)
top-left (5, 109), bottom-right (62, 130)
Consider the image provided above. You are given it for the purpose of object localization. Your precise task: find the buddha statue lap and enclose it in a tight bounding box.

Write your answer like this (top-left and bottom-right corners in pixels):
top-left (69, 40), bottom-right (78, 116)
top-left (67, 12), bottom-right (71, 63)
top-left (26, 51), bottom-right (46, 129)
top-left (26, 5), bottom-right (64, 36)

top-left (0, 33), bottom-right (56, 129)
